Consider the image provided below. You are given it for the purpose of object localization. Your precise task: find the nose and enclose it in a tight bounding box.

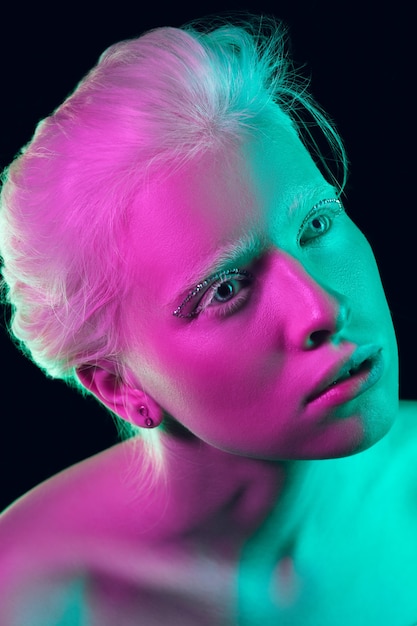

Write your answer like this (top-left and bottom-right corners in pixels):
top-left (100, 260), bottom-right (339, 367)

top-left (266, 251), bottom-right (349, 350)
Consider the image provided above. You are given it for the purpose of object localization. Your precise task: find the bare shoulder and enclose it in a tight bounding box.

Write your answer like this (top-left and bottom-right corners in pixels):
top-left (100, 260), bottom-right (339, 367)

top-left (0, 438), bottom-right (141, 534)
top-left (0, 439), bottom-right (157, 622)
top-left (0, 439), bottom-right (232, 625)
top-left (0, 437), bottom-right (165, 557)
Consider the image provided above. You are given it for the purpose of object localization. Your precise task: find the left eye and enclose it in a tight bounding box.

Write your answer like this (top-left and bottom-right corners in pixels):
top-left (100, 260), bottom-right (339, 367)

top-left (300, 214), bottom-right (332, 244)
top-left (298, 199), bottom-right (344, 246)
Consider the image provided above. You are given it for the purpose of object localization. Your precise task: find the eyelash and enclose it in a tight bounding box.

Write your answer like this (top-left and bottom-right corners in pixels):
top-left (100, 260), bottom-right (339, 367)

top-left (173, 198), bottom-right (345, 320)
top-left (297, 198), bottom-right (345, 245)
top-left (173, 269), bottom-right (253, 319)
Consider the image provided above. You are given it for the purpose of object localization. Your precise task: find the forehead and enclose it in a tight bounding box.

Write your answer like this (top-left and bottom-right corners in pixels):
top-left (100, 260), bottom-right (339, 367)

top-left (129, 124), bottom-right (330, 304)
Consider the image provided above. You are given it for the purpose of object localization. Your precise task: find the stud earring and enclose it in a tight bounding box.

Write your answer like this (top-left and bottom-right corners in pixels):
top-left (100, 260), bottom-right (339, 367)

top-left (138, 405), bottom-right (154, 428)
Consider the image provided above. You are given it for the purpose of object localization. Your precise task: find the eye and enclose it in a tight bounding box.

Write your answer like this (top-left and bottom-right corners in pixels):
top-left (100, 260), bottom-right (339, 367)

top-left (300, 214), bottom-right (332, 242)
top-left (173, 269), bottom-right (253, 319)
top-left (203, 273), bottom-right (251, 315)
top-left (298, 198), bottom-right (344, 246)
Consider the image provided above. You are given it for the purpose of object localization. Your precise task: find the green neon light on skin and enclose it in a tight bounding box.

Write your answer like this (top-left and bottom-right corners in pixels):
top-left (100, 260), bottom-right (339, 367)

top-left (1, 23), bottom-right (416, 626)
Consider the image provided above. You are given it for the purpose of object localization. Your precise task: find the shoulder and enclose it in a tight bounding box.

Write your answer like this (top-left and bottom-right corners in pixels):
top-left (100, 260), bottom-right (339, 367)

top-left (0, 435), bottom-right (173, 555)
top-left (0, 438), bottom-right (232, 625)
top-left (0, 435), bottom-right (167, 533)
top-left (0, 439), bottom-right (138, 540)
top-left (0, 573), bottom-right (89, 626)
top-left (0, 439), bottom-right (168, 624)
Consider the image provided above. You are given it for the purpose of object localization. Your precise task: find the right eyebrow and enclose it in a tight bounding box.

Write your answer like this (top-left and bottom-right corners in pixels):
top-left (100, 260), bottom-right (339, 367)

top-left (173, 230), bottom-right (268, 306)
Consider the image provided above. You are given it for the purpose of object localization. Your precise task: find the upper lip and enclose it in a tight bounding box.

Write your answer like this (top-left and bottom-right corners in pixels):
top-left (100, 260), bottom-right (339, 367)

top-left (306, 344), bottom-right (382, 403)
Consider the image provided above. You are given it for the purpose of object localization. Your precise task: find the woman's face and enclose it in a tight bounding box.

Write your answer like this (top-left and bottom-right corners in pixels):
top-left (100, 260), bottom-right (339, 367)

top-left (123, 121), bottom-right (398, 460)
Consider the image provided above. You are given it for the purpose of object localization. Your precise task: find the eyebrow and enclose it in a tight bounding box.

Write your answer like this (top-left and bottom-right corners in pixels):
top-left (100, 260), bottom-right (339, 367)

top-left (287, 184), bottom-right (340, 217)
top-left (172, 184), bottom-right (340, 309)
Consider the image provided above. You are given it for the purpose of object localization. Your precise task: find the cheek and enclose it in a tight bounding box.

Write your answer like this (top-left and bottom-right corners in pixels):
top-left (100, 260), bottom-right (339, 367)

top-left (347, 232), bottom-right (393, 317)
top-left (147, 325), bottom-right (260, 391)
top-left (312, 225), bottom-right (388, 306)
top-left (130, 315), bottom-right (282, 427)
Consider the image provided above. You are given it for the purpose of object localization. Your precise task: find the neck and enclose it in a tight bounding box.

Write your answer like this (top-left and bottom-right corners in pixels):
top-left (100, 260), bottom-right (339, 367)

top-left (153, 432), bottom-right (307, 557)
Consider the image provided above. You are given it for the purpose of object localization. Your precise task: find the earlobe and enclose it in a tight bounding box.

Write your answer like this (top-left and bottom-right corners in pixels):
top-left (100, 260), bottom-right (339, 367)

top-left (76, 360), bottom-right (163, 429)
top-left (137, 404), bottom-right (157, 429)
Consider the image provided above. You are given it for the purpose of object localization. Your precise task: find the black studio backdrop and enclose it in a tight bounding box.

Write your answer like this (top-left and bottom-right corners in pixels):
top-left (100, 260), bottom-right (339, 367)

top-left (0, 1), bottom-right (414, 511)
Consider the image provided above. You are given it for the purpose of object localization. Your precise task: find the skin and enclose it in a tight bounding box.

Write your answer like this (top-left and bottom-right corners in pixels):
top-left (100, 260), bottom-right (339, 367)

top-left (100, 118), bottom-right (398, 461)
top-left (2, 116), bottom-right (413, 625)
top-left (74, 119), bottom-right (400, 561)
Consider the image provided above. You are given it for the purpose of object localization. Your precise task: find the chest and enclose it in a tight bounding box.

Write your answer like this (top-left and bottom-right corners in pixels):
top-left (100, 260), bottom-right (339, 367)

top-left (66, 527), bottom-right (416, 626)
top-left (238, 462), bottom-right (417, 625)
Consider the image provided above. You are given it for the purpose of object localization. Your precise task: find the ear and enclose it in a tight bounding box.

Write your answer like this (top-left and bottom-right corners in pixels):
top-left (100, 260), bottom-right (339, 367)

top-left (76, 360), bottom-right (163, 429)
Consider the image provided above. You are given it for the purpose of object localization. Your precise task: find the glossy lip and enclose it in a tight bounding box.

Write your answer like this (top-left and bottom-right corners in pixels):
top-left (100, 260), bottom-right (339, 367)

top-left (305, 344), bottom-right (384, 409)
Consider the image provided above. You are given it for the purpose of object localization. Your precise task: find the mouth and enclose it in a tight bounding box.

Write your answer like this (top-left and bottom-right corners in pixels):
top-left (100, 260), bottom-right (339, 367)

top-left (306, 345), bottom-right (384, 406)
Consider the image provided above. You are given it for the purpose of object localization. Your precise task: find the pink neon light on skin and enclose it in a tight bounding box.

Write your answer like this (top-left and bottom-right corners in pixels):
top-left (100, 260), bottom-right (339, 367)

top-left (0, 115), bottom-right (406, 625)
top-left (122, 121), bottom-right (398, 461)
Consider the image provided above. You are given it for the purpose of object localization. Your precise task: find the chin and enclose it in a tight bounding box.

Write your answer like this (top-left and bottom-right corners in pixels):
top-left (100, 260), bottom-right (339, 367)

top-left (351, 395), bottom-right (399, 455)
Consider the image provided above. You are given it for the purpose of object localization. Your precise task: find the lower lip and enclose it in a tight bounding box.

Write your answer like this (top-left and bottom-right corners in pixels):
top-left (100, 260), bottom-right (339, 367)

top-left (305, 351), bottom-right (384, 414)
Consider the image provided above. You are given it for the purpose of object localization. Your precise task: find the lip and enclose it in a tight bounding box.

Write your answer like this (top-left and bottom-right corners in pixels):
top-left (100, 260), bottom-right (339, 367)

top-left (305, 345), bottom-right (384, 409)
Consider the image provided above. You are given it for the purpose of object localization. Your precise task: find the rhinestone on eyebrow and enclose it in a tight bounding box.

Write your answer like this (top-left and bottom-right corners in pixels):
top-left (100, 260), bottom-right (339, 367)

top-left (173, 268), bottom-right (249, 319)
top-left (311, 198), bottom-right (343, 211)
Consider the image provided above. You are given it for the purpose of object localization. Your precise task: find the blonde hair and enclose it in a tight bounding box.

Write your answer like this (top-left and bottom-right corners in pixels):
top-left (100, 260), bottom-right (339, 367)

top-left (0, 16), bottom-right (347, 458)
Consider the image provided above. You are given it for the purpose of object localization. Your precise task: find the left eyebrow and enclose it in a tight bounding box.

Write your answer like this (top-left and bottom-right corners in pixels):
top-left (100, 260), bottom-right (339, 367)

top-left (172, 185), bottom-right (339, 309)
top-left (287, 184), bottom-right (340, 217)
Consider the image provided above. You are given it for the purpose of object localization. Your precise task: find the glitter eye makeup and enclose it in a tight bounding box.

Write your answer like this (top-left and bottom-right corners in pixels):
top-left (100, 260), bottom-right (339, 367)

top-left (173, 198), bottom-right (343, 320)
top-left (173, 268), bottom-right (253, 319)
top-left (297, 198), bottom-right (345, 245)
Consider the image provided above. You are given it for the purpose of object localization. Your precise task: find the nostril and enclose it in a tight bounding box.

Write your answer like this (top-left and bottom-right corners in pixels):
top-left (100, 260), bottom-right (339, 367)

top-left (307, 330), bottom-right (332, 348)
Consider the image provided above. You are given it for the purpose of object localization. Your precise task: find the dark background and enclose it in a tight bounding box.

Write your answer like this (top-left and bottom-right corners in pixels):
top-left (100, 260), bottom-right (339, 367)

top-left (0, 1), bottom-right (414, 512)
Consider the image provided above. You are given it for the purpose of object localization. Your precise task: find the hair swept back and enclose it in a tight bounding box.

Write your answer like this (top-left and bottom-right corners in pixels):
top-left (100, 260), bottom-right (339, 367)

top-left (0, 15), bottom-right (347, 457)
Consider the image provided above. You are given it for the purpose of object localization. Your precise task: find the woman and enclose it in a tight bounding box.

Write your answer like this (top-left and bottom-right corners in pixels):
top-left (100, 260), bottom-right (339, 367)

top-left (0, 16), bottom-right (416, 625)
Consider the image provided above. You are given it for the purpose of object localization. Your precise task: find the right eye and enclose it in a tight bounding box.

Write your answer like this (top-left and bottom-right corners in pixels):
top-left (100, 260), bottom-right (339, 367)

top-left (173, 269), bottom-right (253, 319)
top-left (196, 271), bottom-right (253, 317)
